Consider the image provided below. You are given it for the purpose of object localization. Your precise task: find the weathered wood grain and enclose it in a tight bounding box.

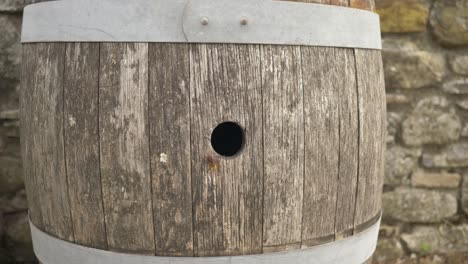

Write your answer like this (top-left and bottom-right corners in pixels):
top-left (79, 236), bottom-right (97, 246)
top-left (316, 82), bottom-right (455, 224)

top-left (333, 49), bottom-right (359, 240)
top-left (353, 49), bottom-right (385, 232)
top-left (63, 43), bottom-right (107, 249)
top-left (20, 44), bottom-right (44, 230)
top-left (281, 0), bottom-right (330, 3)
top-left (301, 47), bottom-right (339, 247)
top-left (372, 49), bottom-right (386, 226)
top-left (22, 1), bottom-right (383, 255)
top-left (377, 52), bottom-right (386, 220)
top-left (149, 44), bottom-right (193, 256)
top-left (20, 43), bottom-right (74, 241)
top-left (281, 0), bottom-right (351, 7)
top-left (261, 45), bottom-right (304, 250)
top-left (189, 44), bottom-right (263, 256)
top-left (330, 0), bottom-right (349, 6)
top-left (99, 43), bottom-right (155, 253)
top-left (284, 0), bottom-right (374, 10)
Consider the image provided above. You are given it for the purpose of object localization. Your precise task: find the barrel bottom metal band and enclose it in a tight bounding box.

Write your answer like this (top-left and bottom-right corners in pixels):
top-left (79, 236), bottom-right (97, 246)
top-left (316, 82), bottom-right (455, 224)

top-left (30, 215), bottom-right (381, 264)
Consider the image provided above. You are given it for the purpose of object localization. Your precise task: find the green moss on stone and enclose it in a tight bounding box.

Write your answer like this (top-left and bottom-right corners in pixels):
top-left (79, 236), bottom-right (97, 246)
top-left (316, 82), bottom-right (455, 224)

top-left (420, 241), bottom-right (432, 254)
top-left (377, 2), bottom-right (429, 33)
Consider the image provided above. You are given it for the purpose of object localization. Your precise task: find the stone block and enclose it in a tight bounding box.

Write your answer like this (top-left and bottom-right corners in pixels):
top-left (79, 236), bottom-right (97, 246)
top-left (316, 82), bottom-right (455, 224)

top-left (374, 238), bottom-right (405, 263)
top-left (0, 15), bottom-right (22, 81)
top-left (402, 225), bottom-right (468, 254)
top-left (386, 94), bottom-right (410, 105)
top-left (450, 55), bottom-right (468, 75)
top-left (0, 156), bottom-right (23, 193)
top-left (442, 78), bottom-right (468, 94)
top-left (4, 212), bottom-right (35, 263)
top-left (423, 143), bottom-right (468, 168)
top-left (402, 97), bottom-right (461, 146)
top-left (411, 170), bottom-right (460, 188)
top-left (376, 0), bottom-right (429, 33)
top-left (382, 188), bottom-right (457, 223)
top-left (386, 112), bottom-right (403, 144)
top-left (430, 0), bottom-right (468, 46)
top-left (0, 189), bottom-right (28, 213)
top-left (0, 0), bottom-right (28, 12)
top-left (382, 40), bottom-right (446, 90)
top-left (457, 99), bottom-right (468, 110)
top-left (0, 109), bottom-right (18, 120)
top-left (385, 146), bottom-right (421, 186)
top-left (462, 173), bottom-right (468, 214)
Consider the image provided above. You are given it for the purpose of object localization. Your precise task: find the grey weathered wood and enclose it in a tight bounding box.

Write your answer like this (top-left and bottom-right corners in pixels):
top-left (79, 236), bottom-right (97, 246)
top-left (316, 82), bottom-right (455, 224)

top-left (353, 49), bottom-right (385, 232)
top-left (20, 44), bottom-right (44, 230)
top-left (64, 43), bottom-right (107, 249)
top-left (189, 44), bottom-right (263, 256)
top-left (20, 43), bottom-right (74, 241)
top-left (261, 45), bottom-right (304, 251)
top-left (148, 44), bottom-right (193, 256)
top-left (22, 0), bottom-right (383, 255)
top-left (99, 43), bottom-right (155, 253)
top-left (330, 0), bottom-right (349, 6)
top-left (280, 0), bottom-right (347, 5)
top-left (333, 49), bottom-right (358, 240)
top-left (372, 49), bottom-right (386, 225)
top-left (286, 0), bottom-right (373, 10)
top-left (376, 51), bottom-right (386, 221)
top-left (301, 47), bottom-right (339, 247)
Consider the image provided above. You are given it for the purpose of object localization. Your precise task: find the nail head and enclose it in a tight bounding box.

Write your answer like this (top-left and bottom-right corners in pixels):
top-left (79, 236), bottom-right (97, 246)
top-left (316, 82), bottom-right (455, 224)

top-left (201, 17), bottom-right (209, 26)
top-left (240, 17), bottom-right (248, 26)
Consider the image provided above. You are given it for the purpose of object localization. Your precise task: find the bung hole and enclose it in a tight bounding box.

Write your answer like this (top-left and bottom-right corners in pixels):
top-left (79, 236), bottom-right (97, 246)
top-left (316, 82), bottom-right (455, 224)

top-left (210, 122), bottom-right (244, 157)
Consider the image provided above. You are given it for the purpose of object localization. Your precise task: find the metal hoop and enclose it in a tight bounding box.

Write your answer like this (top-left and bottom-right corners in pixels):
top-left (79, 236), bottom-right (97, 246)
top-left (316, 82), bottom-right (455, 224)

top-left (30, 214), bottom-right (381, 264)
top-left (21, 0), bottom-right (381, 49)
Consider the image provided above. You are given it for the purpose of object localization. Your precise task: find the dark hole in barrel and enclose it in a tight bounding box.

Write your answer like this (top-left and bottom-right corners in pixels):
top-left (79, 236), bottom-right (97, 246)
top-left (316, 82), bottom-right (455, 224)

top-left (211, 122), bottom-right (244, 157)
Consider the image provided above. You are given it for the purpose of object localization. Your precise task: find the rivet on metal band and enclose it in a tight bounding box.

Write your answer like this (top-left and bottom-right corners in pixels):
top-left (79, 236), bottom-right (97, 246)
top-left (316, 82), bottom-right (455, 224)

top-left (21, 0), bottom-right (382, 50)
top-left (30, 214), bottom-right (381, 264)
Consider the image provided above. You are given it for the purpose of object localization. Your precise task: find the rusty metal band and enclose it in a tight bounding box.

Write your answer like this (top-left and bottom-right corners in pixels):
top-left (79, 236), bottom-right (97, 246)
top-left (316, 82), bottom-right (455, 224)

top-left (30, 214), bottom-right (381, 264)
top-left (21, 0), bottom-right (382, 50)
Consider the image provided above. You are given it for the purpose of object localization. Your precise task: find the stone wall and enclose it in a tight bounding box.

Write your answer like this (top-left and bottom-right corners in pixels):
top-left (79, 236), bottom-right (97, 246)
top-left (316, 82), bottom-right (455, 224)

top-left (0, 0), bottom-right (467, 263)
top-left (0, 0), bottom-right (32, 263)
top-left (375, 0), bottom-right (468, 263)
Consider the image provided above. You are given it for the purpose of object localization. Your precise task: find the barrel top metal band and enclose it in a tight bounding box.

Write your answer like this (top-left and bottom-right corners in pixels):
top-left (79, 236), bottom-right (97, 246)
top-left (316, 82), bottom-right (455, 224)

top-left (30, 214), bottom-right (381, 264)
top-left (21, 0), bottom-right (382, 50)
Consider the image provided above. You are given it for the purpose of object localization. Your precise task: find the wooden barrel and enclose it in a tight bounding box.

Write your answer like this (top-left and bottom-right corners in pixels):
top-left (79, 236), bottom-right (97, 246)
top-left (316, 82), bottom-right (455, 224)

top-left (20, 0), bottom-right (385, 263)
